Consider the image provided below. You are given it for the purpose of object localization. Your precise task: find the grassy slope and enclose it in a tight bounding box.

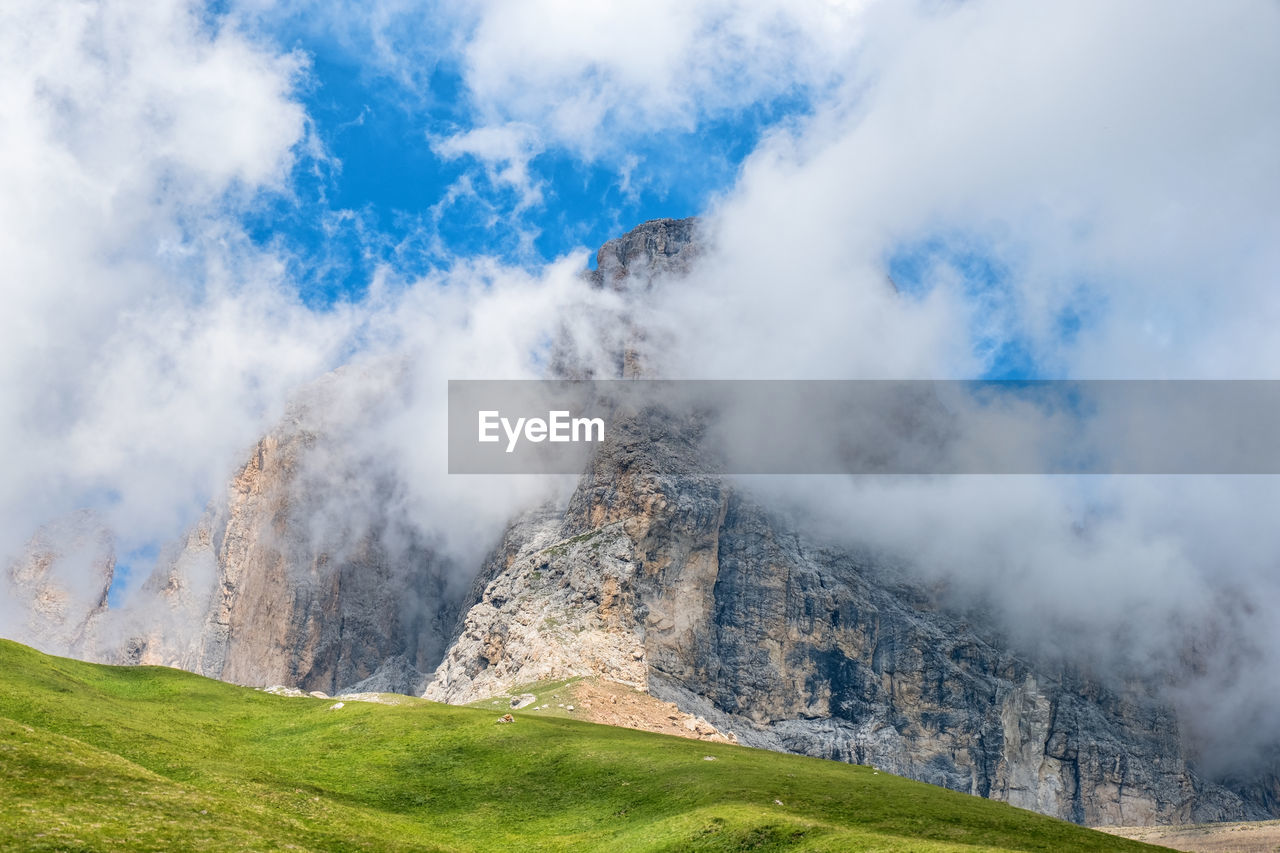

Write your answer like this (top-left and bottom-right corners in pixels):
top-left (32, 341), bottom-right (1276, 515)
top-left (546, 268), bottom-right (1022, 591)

top-left (0, 640), bottom-right (1163, 852)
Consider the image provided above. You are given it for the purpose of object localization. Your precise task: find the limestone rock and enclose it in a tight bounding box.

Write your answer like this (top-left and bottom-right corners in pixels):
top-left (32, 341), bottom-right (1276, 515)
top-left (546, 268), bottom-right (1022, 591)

top-left (427, 400), bottom-right (1270, 824)
top-left (15, 217), bottom-right (1276, 828)
top-left (116, 365), bottom-right (466, 695)
top-left (590, 217), bottom-right (700, 292)
top-left (4, 510), bottom-right (114, 658)
top-left (425, 515), bottom-right (649, 704)
top-left (423, 218), bottom-right (1278, 826)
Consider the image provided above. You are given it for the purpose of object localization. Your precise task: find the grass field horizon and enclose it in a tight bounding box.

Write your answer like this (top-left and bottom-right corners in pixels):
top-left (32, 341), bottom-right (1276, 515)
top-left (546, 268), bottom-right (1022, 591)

top-left (0, 639), bottom-right (1164, 852)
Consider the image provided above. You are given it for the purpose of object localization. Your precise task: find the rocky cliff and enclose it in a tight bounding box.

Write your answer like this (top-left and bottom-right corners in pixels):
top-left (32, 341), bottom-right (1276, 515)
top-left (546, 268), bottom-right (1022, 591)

top-left (114, 366), bottom-right (463, 696)
top-left (428, 219), bottom-right (1272, 826)
top-left (3, 510), bottom-right (113, 660)
top-left (425, 400), bottom-right (1263, 826)
top-left (15, 218), bottom-right (1277, 826)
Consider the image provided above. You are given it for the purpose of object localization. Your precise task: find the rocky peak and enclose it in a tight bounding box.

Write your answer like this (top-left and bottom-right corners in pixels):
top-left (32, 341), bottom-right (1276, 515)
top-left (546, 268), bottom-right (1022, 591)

top-left (16, 217), bottom-right (1280, 830)
top-left (556, 217), bottom-right (703, 380)
top-left (590, 217), bottom-right (700, 291)
top-left (426, 408), bottom-right (1278, 825)
top-left (113, 365), bottom-right (463, 695)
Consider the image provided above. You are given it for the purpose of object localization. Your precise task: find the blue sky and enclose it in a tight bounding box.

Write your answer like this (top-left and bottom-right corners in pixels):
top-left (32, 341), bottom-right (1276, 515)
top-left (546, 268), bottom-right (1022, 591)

top-left (6, 0), bottom-right (1280, 769)
top-left (7, 0), bottom-right (1280, 614)
top-left (244, 33), bottom-right (815, 308)
top-left (231, 5), bottom-right (1058, 381)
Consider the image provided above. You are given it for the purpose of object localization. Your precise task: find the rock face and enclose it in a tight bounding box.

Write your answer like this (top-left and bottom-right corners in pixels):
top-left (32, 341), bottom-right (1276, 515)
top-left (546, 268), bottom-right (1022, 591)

top-left (550, 217), bottom-right (701, 381)
top-left (12, 218), bottom-right (1277, 826)
top-left (116, 368), bottom-right (463, 695)
top-left (3, 510), bottom-right (114, 659)
top-left (427, 219), bottom-right (1273, 826)
top-left (426, 513), bottom-right (650, 703)
top-left (426, 403), bottom-right (1266, 825)
top-left (591, 217), bottom-right (700, 291)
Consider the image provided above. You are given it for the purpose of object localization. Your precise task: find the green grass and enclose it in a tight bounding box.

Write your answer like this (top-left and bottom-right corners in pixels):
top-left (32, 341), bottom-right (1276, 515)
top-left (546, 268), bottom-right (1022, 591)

top-left (466, 676), bottom-right (592, 723)
top-left (0, 640), bottom-right (1164, 852)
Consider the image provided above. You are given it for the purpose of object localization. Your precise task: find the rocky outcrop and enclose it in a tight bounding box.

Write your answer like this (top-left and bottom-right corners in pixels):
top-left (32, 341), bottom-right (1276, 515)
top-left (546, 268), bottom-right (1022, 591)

top-left (115, 368), bottom-right (462, 695)
top-left (426, 514), bottom-right (649, 703)
top-left (425, 401), bottom-right (1266, 826)
top-left (549, 217), bottom-right (701, 381)
top-left (590, 217), bottom-right (700, 291)
top-left (425, 218), bottom-right (1274, 826)
top-left (12, 218), bottom-right (1276, 826)
top-left (3, 510), bottom-right (113, 658)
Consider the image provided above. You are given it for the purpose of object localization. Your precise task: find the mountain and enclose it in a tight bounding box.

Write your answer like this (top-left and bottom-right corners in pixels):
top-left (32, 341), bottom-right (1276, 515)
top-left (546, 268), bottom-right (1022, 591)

top-left (424, 385), bottom-right (1255, 826)
top-left (108, 365), bottom-right (464, 696)
top-left (3, 510), bottom-right (113, 661)
top-left (428, 221), bottom-right (1269, 824)
top-left (8, 219), bottom-right (1277, 828)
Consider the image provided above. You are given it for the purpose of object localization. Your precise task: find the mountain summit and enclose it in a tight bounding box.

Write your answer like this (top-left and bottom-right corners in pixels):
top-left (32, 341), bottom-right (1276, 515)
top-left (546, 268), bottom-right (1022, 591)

top-left (7, 220), bottom-right (1276, 828)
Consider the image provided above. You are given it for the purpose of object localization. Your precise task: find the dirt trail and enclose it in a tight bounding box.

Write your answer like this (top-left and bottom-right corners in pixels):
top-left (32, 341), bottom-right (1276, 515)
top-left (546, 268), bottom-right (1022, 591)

top-left (478, 677), bottom-right (738, 744)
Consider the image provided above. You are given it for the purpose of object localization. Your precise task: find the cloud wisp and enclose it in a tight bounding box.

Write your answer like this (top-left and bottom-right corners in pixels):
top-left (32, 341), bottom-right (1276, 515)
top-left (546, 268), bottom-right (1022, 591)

top-left (2, 0), bottom-right (1279, 781)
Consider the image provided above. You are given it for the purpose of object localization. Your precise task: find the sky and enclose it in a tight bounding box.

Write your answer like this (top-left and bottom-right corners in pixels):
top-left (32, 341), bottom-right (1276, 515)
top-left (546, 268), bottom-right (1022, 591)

top-left (3, 0), bottom-right (1280, 774)
top-left (230, 0), bottom-right (829, 304)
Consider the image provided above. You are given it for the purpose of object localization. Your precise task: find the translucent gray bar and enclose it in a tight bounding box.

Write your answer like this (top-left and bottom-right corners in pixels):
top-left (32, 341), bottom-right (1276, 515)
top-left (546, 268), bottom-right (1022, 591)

top-left (448, 380), bottom-right (1280, 474)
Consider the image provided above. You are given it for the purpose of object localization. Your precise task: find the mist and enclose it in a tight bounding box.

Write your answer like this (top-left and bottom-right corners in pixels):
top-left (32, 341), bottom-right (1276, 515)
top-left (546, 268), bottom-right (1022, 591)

top-left (629, 0), bottom-right (1280, 773)
top-left (3, 0), bottom-right (1280, 782)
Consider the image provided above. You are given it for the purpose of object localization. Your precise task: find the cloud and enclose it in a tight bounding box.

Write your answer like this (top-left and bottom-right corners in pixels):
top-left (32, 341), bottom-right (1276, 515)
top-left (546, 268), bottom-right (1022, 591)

top-left (3, 0), bottom-right (1280, 783)
top-left (241, 0), bottom-right (869, 154)
top-left (457, 0), bottom-right (870, 156)
top-left (231, 0), bottom-right (874, 233)
top-left (430, 121), bottom-right (545, 214)
top-left (0, 0), bottom-right (321, 561)
top-left (0, 0), bottom-right (627, 614)
top-left (628, 0), bottom-right (1279, 384)
top-left (226, 0), bottom-right (462, 91)
top-left (625, 0), bottom-right (1280, 769)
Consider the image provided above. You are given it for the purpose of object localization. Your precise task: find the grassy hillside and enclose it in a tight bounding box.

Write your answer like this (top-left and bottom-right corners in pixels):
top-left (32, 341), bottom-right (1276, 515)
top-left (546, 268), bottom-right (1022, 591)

top-left (0, 640), bottom-right (1162, 852)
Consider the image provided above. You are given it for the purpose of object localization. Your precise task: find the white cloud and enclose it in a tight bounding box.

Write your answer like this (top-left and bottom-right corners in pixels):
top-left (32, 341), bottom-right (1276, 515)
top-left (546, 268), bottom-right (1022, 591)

top-left (0, 0), bottom-right (630, 617)
top-left (430, 121), bottom-right (545, 212)
top-left (4, 0), bottom-right (1280, 777)
top-left (241, 0), bottom-right (874, 200)
top-left (457, 0), bottom-right (870, 158)
top-left (629, 0), bottom-right (1280, 764)
top-left (0, 0), bottom-right (321, 561)
top-left (640, 0), bottom-right (1280, 380)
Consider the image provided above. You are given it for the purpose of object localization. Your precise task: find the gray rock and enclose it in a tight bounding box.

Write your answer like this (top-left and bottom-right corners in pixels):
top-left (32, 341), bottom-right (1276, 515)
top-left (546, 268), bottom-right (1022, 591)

top-left (342, 654), bottom-right (430, 696)
top-left (424, 219), bottom-right (1280, 825)
top-left (428, 400), bottom-right (1274, 824)
top-left (590, 217), bottom-right (701, 292)
top-left (112, 363), bottom-right (467, 696)
top-left (38, 217), bottom-right (1276, 827)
